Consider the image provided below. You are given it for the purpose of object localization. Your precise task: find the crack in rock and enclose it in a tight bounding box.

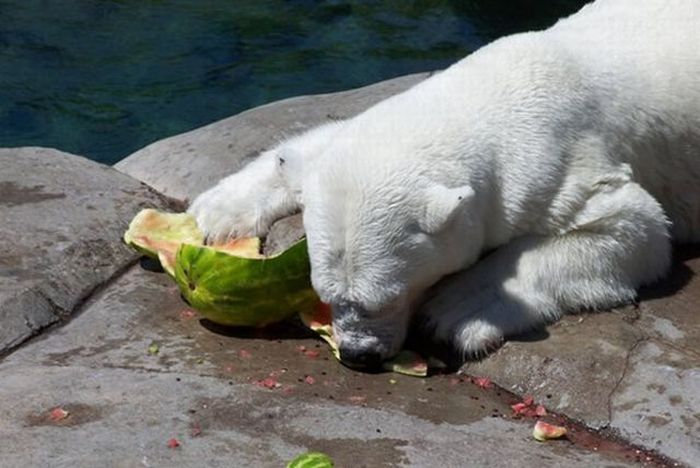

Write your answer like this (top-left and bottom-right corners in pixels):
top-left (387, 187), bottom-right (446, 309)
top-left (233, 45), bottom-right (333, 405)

top-left (605, 336), bottom-right (649, 424)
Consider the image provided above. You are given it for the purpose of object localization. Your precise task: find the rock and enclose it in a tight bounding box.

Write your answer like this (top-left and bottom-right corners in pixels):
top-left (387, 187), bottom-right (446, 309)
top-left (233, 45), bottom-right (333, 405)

top-left (0, 147), bottom-right (174, 354)
top-left (464, 247), bottom-right (700, 466)
top-left (264, 214), bottom-right (305, 256)
top-left (0, 264), bottom-right (633, 468)
top-left (115, 73), bottom-right (431, 202)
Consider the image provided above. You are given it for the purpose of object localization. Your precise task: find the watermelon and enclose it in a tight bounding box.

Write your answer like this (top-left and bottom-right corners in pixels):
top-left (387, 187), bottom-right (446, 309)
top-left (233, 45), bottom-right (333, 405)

top-left (532, 421), bottom-right (568, 441)
top-left (123, 208), bottom-right (260, 276)
top-left (124, 209), bottom-right (316, 326)
top-left (175, 238), bottom-right (319, 327)
top-left (287, 452), bottom-right (334, 468)
top-left (300, 303), bottom-right (339, 359)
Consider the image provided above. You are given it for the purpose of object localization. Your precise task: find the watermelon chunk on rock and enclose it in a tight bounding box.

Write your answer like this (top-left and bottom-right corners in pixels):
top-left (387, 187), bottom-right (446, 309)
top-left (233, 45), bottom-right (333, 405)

top-left (175, 238), bottom-right (319, 327)
top-left (532, 421), bottom-right (568, 442)
top-left (287, 451), bottom-right (334, 468)
top-left (124, 209), bottom-right (316, 327)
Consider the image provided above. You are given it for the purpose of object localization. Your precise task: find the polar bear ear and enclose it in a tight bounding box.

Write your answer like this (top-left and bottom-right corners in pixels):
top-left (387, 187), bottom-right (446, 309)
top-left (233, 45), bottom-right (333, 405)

top-left (420, 184), bottom-right (475, 234)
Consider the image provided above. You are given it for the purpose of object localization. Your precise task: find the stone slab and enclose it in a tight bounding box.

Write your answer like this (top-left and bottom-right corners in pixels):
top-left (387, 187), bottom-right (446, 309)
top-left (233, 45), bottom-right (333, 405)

top-left (115, 73), bottom-right (431, 202)
top-left (0, 147), bottom-right (174, 354)
top-left (465, 246), bottom-right (700, 466)
top-left (0, 264), bottom-right (637, 468)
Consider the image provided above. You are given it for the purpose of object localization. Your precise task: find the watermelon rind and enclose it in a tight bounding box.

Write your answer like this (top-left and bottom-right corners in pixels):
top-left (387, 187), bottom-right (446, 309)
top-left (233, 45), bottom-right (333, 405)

top-left (175, 238), bottom-right (320, 327)
top-left (286, 451), bottom-right (334, 468)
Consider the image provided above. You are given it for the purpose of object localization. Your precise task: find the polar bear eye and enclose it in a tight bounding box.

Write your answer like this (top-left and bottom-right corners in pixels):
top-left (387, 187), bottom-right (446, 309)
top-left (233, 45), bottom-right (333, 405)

top-left (405, 221), bottom-right (423, 235)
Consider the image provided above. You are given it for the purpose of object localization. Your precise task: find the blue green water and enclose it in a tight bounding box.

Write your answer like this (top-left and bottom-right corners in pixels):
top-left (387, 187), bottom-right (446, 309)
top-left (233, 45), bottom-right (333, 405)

top-left (0, 1), bottom-right (588, 165)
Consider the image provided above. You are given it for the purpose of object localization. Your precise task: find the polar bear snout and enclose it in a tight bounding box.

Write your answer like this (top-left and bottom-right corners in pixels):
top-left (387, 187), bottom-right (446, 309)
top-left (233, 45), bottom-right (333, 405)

top-left (331, 301), bottom-right (407, 367)
top-left (338, 344), bottom-right (383, 370)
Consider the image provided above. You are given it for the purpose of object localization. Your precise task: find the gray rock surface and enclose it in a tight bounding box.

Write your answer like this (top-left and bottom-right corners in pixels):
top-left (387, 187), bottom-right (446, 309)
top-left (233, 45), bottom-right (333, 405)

top-left (0, 147), bottom-right (173, 354)
top-left (115, 73), bottom-right (431, 201)
top-left (264, 213), bottom-right (305, 256)
top-left (0, 265), bottom-right (636, 467)
top-left (466, 248), bottom-right (700, 466)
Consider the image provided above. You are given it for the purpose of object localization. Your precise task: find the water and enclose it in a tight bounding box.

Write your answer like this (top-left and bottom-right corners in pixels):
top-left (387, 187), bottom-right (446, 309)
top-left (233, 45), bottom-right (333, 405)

top-left (0, 1), bottom-right (588, 165)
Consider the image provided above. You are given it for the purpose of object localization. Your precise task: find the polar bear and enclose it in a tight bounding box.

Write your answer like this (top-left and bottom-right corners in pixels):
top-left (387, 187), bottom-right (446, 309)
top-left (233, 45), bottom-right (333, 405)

top-left (189, 0), bottom-right (700, 368)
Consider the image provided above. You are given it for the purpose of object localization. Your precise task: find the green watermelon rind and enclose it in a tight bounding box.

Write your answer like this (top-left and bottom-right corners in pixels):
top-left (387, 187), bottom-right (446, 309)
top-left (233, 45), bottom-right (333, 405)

top-left (286, 452), bottom-right (334, 468)
top-left (175, 238), bottom-right (320, 327)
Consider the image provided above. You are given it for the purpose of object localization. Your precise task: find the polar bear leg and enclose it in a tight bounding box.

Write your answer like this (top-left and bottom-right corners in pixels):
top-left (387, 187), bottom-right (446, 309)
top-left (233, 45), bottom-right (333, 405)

top-left (420, 182), bottom-right (671, 358)
top-left (188, 122), bottom-right (342, 242)
top-left (188, 150), bottom-right (296, 242)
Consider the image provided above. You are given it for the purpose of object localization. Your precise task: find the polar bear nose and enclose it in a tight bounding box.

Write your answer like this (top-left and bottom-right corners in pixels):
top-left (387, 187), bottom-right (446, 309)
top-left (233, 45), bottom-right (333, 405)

top-left (338, 345), bottom-right (383, 370)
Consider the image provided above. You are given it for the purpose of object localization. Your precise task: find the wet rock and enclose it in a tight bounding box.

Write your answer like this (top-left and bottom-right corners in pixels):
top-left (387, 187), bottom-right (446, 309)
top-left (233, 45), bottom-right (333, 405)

top-left (264, 214), bottom-right (305, 256)
top-left (465, 247), bottom-right (700, 466)
top-left (0, 264), bottom-right (637, 467)
top-left (0, 147), bottom-right (174, 354)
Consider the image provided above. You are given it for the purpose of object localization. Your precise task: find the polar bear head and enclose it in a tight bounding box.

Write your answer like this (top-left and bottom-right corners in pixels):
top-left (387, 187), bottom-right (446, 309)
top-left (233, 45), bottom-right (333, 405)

top-left (303, 157), bottom-right (482, 368)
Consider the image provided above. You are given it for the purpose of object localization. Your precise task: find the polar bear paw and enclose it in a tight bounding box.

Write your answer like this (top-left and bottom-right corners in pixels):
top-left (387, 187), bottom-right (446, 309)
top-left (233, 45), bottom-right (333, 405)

top-left (188, 150), bottom-right (298, 243)
top-left (188, 181), bottom-right (269, 243)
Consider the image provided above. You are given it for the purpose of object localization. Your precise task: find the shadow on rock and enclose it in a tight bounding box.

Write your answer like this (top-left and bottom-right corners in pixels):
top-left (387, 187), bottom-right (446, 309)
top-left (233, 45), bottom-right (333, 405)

top-left (638, 243), bottom-right (699, 301)
top-left (139, 256), bottom-right (165, 273)
top-left (199, 316), bottom-right (315, 341)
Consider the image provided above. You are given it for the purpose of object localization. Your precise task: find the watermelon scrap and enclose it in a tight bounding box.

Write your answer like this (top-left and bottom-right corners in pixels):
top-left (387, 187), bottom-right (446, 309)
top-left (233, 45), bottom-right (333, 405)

top-left (167, 438), bottom-right (181, 448)
top-left (511, 395), bottom-right (547, 417)
top-left (383, 350), bottom-right (428, 377)
top-left (532, 421), bottom-right (567, 441)
top-left (472, 376), bottom-right (493, 389)
top-left (49, 407), bottom-right (69, 422)
top-left (179, 309), bottom-right (197, 320)
top-left (254, 377), bottom-right (281, 389)
top-left (287, 451), bottom-right (334, 468)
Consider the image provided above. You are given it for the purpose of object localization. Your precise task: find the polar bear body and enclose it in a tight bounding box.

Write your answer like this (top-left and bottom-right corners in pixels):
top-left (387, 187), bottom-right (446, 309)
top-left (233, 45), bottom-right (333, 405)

top-left (190, 0), bottom-right (700, 366)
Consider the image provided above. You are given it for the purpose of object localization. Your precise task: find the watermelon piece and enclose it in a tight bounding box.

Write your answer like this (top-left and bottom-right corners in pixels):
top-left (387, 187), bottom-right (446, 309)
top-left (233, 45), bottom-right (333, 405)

top-left (287, 451), bottom-right (334, 468)
top-left (299, 303), bottom-right (429, 377)
top-left (299, 303), bottom-right (339, 359)
top-left (472, 376), bottom-right (493, 389)
top-left (175, 238), bottom-right (320, 327)
top-left (49, 407), bottom-right (69, 422)
top-left (167, 438), bottom-right (181, 448)
top-left (511, 395), bottom-right (548, 418)
top-left (382, 350), bottom-right (429, 377)
top-left (532, 421), bottom-right (567, 441)
top-left (125, 209), bottom-right (312, 327)
top-left (124, 209), bottom-right (203, 276)
top-left (123, 208), bottom-right (260, 276)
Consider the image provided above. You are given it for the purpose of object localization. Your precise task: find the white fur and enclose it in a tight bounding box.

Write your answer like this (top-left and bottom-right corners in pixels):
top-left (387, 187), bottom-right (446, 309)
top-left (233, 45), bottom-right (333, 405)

top-left (189, 0), bottom-right (700, 361)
